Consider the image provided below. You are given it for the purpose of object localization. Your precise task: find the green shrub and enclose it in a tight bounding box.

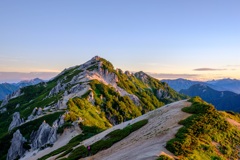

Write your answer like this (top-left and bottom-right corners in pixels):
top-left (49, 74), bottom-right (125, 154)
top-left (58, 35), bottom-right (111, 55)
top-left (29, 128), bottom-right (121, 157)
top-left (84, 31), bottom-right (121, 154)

top-left (68, 146), bottom-right (88, 160)
top-left (66, 119), bottom-right (148, 160)
top-left (157, 154), bottom-right (173, 160)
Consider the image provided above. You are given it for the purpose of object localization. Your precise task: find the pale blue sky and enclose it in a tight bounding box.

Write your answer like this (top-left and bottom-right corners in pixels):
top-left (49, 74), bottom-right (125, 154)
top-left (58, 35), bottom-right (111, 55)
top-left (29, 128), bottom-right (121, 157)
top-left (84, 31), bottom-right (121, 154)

top-left (0, 0), bottom-right (240, 81)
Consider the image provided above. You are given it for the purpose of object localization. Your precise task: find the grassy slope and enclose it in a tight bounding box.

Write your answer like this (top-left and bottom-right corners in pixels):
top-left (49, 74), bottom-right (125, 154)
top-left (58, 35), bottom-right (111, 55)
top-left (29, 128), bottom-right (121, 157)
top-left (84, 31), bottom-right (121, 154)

top-left (166, 97), bottom-right (240, 160)
top-left (64, 119), bottom-right (148, 160)
top-left (39, 120), bottom-right (148, 160)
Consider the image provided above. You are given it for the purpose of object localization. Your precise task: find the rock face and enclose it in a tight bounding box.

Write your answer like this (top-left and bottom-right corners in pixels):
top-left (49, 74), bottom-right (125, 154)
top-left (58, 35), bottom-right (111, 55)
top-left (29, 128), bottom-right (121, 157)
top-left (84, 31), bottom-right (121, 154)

top-left (134, 71), bottom-right (149, 83)
top-left (0, 89), bottom-right (22, 108)
top-left (27, 107), bottom-right (43, 120)
top-left (7, 130), bottom-right (26, 160)
top-left (53, 115), bottom-right (65, 128)
top-left (0, 98), bottom-right (8, 108)
top-left (156, 89), bottom-right (170, 99)
top-left (0, 107), bottom-right (7, 114)
top-left (88, 91), bottom-right (95, 104)
top-left (8, 112), bottom-right (24, 131)
top-left (37, 108), bottom-right (43, 115)
top-left (48, 81), bottom-right (66, 96)
top-left (31, 121), bottom-right (58, 150)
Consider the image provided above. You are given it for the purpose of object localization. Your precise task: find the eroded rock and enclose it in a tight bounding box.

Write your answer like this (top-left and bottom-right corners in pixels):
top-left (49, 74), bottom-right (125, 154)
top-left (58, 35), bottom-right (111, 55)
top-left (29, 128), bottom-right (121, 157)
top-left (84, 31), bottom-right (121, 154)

top-left (8, 112), bottom-right (24, 131)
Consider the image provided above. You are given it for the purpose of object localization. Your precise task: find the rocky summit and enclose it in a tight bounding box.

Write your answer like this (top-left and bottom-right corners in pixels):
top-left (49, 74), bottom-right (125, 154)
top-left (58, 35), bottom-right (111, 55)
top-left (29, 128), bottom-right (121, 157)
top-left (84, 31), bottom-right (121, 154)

top-left (0, 56), bottom-right (186, 160)
top-left (1, 56), bottom-right (239, 160)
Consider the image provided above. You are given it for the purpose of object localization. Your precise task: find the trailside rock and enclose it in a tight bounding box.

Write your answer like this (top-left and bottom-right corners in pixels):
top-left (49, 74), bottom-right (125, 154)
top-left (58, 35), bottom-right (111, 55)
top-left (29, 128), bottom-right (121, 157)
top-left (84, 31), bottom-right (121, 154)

top-left (8, 112), bottom-right (24, 131)
top-left (7, 130), bottom-right (26, 160)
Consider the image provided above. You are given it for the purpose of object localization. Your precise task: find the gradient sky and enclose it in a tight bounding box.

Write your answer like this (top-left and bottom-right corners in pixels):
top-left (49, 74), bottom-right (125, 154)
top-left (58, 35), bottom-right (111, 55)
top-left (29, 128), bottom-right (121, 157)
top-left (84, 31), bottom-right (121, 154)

top-left (0, 0), bottom-right (240, 82)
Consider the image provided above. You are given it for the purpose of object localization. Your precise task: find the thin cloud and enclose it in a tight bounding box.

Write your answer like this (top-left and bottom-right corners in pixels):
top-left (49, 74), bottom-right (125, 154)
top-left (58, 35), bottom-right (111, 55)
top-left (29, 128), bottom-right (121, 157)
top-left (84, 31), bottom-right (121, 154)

top-left (147, 72), bottom-right (199, 80)
top-left (194, 68), bottom-right (227, 71)
top-left (226, 65), bottom-right (240, 67)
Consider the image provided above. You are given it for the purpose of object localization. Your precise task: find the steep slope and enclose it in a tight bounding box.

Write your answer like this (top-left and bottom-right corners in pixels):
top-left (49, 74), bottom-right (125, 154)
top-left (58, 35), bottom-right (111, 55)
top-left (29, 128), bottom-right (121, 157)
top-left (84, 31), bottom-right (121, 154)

top-left (180, 84), bottom-right (240, 112)
top-left (81, 100), bottom-right (191, 160)
top-left (0, 56), bottom-right (186, 160)
top-left (39, 98), bottom-right (240, 160)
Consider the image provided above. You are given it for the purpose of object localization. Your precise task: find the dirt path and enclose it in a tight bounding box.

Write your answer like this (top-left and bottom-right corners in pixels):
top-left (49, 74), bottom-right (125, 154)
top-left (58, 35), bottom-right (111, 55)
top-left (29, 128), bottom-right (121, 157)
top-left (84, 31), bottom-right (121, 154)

top-left (81, 100), bottom-right (191, 160)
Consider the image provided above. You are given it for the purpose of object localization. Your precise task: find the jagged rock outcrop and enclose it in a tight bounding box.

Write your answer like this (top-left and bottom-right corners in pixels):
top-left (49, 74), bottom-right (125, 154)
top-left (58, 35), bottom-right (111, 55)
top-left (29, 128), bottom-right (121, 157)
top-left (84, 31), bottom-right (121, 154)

top-left (48, 81), bottom-right (66, 96)
top-left (53, 115), bottom-right (65, 128)
top-left (156, 89), bottom-right (171, 99)
top-left (69, 84), bottom-right (86, 94)
top-left (7, 130), bottom-right (26, 160)
top-left (31, 121), bottom-right (58, 150)
top-left (0, 89), bottom-right (22, 108)
top-left (0, 107), bottom-right (7, 114)
top-left (27, 107), bottom-right (43, 121)
top-left (0, 98), bottom-right (8, 108)
top-left (128, 94), bottom-right (141, 106)
top-left (88, 91), bottom-right (95, 104)
top-left (11, 89), bottom-right (22, 99)
top-left (8, 112), bottom-right (24, 131)
top-left (115, 87), bottom-right (141, 106)
top-left (134, 71), bottom-right (149, 83)
top-left (125, 71), bottom-right (132, 76)
top-left (37, 107), bottom-right (43, 115)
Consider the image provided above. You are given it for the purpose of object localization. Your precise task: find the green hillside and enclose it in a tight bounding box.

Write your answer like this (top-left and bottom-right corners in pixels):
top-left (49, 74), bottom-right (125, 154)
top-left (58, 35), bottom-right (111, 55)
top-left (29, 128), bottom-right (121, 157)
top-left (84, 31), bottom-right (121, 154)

top-left (166, 97), bottom-right (240, 160)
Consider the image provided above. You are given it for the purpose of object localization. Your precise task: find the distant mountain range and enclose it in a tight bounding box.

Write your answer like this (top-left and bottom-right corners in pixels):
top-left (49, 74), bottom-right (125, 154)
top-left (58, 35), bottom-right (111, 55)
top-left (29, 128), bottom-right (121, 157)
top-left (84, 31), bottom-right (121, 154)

top-left (161, 78), bottom-right (240, 94)
top-left (180, 84), bottom-right (240, 112)
top-left (0, 78), bottom-right (44, 100)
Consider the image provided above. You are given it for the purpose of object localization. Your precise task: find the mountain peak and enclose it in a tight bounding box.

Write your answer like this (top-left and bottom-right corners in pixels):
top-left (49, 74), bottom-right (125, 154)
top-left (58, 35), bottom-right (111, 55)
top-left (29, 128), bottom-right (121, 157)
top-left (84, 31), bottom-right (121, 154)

top-left (91, 55), bottom-right (101, 61)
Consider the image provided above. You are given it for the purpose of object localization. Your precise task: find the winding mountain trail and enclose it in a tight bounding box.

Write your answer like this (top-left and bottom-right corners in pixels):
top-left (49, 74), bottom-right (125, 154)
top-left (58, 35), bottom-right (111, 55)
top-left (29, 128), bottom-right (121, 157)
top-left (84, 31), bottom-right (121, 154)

top-left (80, 100), bottom-right (191, 160)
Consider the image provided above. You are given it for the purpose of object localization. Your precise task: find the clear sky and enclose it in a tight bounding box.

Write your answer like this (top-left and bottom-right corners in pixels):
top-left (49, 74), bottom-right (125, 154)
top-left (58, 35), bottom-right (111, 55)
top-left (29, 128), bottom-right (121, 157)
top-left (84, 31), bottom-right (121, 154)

top-left (0, 0), bottom-right (240, 82)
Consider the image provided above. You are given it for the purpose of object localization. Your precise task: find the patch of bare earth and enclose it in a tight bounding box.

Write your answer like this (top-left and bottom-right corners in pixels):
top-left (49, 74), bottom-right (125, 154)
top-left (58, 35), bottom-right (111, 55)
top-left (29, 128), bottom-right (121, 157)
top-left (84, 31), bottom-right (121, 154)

top-left (81, 100), bottom-right (191, 160)
top-left (226, 118), bottom-right (240, 130)
top-left (211, 141), bottom-right (224, 157)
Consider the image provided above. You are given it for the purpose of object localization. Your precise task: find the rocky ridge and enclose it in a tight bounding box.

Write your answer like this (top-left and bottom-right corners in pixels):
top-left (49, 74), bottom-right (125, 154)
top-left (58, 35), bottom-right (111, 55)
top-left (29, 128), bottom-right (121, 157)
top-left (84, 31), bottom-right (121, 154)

top-left (0, 56), bottom-right (185, 160)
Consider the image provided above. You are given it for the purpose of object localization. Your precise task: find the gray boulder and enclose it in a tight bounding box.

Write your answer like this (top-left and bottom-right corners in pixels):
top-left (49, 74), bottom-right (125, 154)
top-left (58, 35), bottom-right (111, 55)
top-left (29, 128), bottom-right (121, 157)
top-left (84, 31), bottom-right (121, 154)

top-left (7, 130), bottom-right (26, 160)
